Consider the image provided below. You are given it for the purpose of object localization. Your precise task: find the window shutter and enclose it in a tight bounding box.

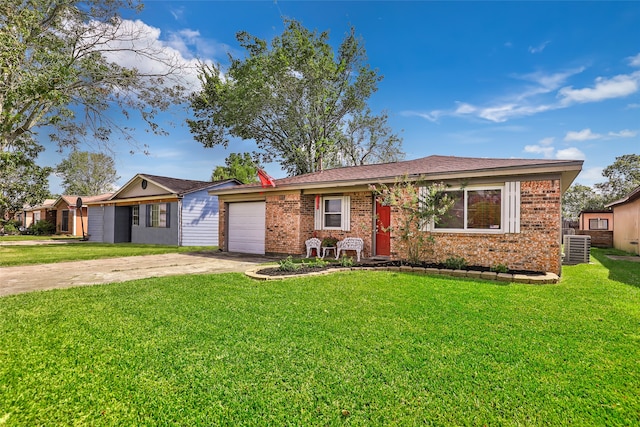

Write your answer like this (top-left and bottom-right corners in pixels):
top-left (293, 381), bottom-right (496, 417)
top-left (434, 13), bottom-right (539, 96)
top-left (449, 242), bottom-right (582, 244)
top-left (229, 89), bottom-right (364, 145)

top-left (146, 205), bottom-right (150, 228)
top-left (418, 187), bottom-right (430, 231)
top-left (314, 198), bottom-right (322, 230)
top-left (165, 203), bottom-right (171, 228)
top-left (504, 182), bottom-right (521, 233)
top-left (341, 196), bottom-right (351, 231)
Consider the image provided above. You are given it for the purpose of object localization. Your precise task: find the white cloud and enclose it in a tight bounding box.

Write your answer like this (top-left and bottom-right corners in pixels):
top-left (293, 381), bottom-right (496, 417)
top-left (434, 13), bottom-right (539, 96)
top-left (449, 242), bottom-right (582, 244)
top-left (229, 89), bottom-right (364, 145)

top-left (529, 40), bottom-right (550, 54)
top-left (564, 128), bottom-right (602, 142)
top-left (454, 102), bottom-right (476, 114)
top-left (475, 103), bottom-right (553, 123)
top-left (418, 68), bottom-right (582, 123)
top-left (556, 147), bottom-right (586, 160)
top-left (401, 110), bottom-right (442, 122)
top-left (574, 166), bottom-right (605, 187)
top-left (518, 68), bottom-right (585, 93)
top-left (524, 136), bottom-right (555, 158)
top-left (170, 7), bottom-right (185, 21)
top-left (558, 71), bottom-right (640, 104)
top-left (524, 144), bottom-right (554, 158)
top-left (413, 53), bottom-right (640, 123)
top-left (608, 129), bottom-right (637, 138)
top-left (86, 18), bottom-right (233, 93)
top-left (539, 137), bottom-right (554, 146)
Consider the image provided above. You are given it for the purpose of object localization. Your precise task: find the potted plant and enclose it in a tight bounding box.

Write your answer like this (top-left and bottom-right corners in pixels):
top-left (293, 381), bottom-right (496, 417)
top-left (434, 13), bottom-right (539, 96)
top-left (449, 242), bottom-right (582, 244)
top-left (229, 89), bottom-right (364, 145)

top-left (321, 236), bottom-right (338, 248)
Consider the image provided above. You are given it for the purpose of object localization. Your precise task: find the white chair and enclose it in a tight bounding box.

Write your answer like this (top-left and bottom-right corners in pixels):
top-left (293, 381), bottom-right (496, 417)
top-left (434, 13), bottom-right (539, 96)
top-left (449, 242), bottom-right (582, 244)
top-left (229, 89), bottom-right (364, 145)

top-left (305, 238), bottom-right (321, 258)
top-left (336, 237), bottom-right (364, 262)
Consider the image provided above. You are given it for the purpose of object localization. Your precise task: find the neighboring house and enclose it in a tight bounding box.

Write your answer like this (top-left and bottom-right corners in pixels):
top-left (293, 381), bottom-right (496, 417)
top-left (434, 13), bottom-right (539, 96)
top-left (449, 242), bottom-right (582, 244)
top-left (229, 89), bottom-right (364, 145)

top-left (86, 174), bottom-right (239, 246)
top-left (210, 155), bottom-right (583, 275)
top-left (22, 199), bottom-right (57, 228)
top-left (605, 186), bottom-right (640, 255)
top-left (52, 194), bottom-right (113, 237)
top-left (576, 210), bottom-right (614, 248)
top-left (578, 210), bottom-right (614, 231)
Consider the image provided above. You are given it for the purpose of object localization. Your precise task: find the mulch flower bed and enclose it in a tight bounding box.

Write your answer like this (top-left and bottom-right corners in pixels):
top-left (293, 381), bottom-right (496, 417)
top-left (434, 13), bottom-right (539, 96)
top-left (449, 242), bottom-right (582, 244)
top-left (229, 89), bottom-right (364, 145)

top-left (255, 260), bottom-right (544, 277)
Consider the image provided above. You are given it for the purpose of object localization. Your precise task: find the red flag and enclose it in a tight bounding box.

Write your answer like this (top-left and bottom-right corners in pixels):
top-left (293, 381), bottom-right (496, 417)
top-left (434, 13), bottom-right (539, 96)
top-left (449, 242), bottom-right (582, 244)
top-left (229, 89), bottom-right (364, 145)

top-left (257, 169), bottom-right (276, 188)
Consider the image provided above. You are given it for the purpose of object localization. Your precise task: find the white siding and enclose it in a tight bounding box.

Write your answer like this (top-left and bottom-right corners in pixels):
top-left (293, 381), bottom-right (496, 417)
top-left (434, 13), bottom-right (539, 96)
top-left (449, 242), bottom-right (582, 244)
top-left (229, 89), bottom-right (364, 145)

top-left (181, 189), bottom-right (220, 246)
top-left (228, 202), bottom-right (266, 254)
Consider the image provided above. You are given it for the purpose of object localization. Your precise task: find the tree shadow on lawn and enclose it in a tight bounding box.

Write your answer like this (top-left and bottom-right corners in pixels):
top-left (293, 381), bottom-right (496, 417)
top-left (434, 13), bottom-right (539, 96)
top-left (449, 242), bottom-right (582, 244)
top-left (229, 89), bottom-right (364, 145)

top-left (591, 248), bottom-right (640, 288)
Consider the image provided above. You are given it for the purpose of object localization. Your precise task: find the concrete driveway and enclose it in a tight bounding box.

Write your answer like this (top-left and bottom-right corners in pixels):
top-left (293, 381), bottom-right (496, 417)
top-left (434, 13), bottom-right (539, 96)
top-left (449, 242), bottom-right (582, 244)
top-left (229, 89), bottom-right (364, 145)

top-left (0, 251), bottom-right (275, 297)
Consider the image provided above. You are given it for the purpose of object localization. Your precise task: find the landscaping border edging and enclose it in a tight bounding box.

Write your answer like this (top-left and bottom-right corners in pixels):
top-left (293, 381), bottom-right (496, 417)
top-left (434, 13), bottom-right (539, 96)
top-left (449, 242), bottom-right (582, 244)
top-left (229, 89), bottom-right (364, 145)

top-left (245, 265), bottom-right (560, 284)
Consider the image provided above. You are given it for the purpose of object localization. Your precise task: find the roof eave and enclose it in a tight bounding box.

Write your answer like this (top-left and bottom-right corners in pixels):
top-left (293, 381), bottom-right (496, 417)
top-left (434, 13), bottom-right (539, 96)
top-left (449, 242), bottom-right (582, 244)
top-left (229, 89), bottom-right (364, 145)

top-left (209, 161), bottom-right (584, 196)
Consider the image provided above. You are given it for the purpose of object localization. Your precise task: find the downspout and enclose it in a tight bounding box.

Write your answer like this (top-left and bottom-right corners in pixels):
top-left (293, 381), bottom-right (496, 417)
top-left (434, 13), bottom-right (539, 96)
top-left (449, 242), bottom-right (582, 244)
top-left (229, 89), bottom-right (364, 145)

top-left (73, 206), bottom-right (77, 236)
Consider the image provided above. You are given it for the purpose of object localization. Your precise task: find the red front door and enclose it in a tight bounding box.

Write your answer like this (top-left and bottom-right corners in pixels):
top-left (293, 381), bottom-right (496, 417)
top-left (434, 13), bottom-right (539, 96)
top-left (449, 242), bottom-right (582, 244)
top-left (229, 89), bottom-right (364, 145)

top-left (375, 200), bottom-right (391, 256)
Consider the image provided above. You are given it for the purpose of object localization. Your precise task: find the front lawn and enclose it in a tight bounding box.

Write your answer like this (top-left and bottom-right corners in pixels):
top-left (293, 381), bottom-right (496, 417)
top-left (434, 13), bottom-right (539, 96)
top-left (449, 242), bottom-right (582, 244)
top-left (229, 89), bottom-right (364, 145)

top-left (0, 235), bottom-right (80, 242)
top-left (0, 243), bottom-right (217, 267)
top-left (0, 250), bottom-right (638, 425)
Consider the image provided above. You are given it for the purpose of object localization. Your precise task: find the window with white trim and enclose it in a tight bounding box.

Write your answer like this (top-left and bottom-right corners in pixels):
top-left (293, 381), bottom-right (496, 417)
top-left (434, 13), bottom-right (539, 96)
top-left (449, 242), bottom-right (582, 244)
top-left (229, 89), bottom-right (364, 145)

top-left (314, 196), bottom-right (351, 231)
top-left (147, 203), bottom-right (169, 228)
top-left (132, 205), bottom-right (140, 226)
top-left (434, 183), bottom-right (520, 233)
top-left (589, 218), bottom-right (608, 230)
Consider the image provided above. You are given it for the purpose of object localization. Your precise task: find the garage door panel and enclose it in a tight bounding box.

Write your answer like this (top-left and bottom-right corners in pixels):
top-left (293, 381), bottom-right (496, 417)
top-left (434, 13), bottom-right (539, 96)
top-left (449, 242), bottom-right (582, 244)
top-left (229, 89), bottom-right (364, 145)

top-left (228, 202), bottom-right (265, 254)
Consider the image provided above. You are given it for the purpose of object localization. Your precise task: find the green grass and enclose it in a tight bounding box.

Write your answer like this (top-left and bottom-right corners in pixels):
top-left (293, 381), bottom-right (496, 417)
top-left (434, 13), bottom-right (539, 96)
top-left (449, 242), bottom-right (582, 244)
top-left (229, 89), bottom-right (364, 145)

top-left (0, 249), bottom-right (639, 425)
top-left (0, 243), bottom-right (217, 267)
top-left (0, 235), bottom-right (80, 242)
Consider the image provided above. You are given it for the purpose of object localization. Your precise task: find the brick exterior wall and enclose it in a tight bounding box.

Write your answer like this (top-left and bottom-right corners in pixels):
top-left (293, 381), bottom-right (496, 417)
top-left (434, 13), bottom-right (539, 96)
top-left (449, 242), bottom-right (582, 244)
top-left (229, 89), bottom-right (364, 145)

top-left (576, 230), bottom-right (613, 248)
top-left (220, 179), bottom-right (563, 274)
top-left (265, 192), bottom-right (304, 254)
top-left (266, 191), bottom-right (374, 257)
top-left (389, 179), bottom-right (562, 274)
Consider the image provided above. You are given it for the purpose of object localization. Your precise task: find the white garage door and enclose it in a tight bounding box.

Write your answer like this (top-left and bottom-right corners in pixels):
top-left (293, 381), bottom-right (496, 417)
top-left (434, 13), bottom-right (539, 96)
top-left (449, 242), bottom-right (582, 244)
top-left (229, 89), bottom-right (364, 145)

top-left (228, 201), bottom-right (266, 254)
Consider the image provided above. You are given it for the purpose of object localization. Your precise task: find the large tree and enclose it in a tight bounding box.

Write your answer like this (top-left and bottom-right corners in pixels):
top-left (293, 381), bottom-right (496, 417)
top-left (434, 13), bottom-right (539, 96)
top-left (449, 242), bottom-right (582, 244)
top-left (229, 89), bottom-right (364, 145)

top-left (594, 154), bottom-right (640, 203)
top-left (324, 109), bottom-right (404, 168)
top-left (56, 151), bottom-right (119, 195)
top-left (562, 184), bottom-right (605, 221)
top-left (0, 0), bottom-right (187, 153)
top-left (0, 136), bottom-right (51, 217)
top-left (211, 152), bottom-right (259, 184)
top-left (188, 19), bottom-right (402, 176)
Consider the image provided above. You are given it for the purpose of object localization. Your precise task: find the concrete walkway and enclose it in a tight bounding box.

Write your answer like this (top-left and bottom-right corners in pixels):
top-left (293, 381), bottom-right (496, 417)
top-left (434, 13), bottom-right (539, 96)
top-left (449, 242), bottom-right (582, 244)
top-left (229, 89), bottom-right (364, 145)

top-left (0, 252), bottom-right (275, 297)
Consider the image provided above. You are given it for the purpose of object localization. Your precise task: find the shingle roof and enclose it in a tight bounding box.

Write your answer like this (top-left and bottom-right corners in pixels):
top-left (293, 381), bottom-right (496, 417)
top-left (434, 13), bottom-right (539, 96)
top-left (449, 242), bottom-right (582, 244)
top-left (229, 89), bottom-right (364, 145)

top-left (605, 185), bottom-right (640, 208)
top-left (25, 199), bottom-right (56, 211)
top-left (57, 193), bottom-right (113, 207)
top-left (223, 155), bottom-right (583, 191)
top-left (139, 174), bottom-right (238, 195)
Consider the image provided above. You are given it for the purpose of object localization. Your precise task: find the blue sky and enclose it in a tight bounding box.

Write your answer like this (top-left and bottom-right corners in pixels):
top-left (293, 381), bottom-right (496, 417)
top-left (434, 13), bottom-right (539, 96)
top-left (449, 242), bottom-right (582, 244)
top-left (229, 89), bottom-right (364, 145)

top-left (41, 1), bottom-right (640, 194)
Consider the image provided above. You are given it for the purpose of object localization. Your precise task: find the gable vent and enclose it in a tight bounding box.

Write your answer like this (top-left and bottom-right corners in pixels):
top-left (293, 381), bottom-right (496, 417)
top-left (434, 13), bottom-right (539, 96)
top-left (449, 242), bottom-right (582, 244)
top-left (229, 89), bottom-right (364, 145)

top-left (563, 235), bottom-right (591, 265)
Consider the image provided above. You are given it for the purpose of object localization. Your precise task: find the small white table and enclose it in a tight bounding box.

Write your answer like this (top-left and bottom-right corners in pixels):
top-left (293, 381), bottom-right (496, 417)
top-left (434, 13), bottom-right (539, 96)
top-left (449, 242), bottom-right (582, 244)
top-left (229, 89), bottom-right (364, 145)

top-left (322, 247), bottom-right (336, 259)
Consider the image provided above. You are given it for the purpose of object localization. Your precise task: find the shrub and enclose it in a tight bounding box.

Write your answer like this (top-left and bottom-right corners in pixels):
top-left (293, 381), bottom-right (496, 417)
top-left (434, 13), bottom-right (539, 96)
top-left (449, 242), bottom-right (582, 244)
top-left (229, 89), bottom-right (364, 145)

top-left (1, 220), bottom-right (21, 235)
top-left (305, 257), bottom-right (329, 268)
top-left (278, 256), bottom-right (300, 272)
top-left (491, 263), bottom-right (509, 273)
top-left (28, 220), bottom-right (56, 236)
top-left (339, 256), bottom-right (354, 267)
top-left (445, 256), bottom-right (468, 270)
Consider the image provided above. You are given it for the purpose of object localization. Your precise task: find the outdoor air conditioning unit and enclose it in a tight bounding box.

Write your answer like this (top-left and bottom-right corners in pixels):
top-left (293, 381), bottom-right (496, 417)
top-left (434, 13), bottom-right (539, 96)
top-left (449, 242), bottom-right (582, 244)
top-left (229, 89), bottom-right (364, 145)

top-left (564, 235), bottom-right (591, 265)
